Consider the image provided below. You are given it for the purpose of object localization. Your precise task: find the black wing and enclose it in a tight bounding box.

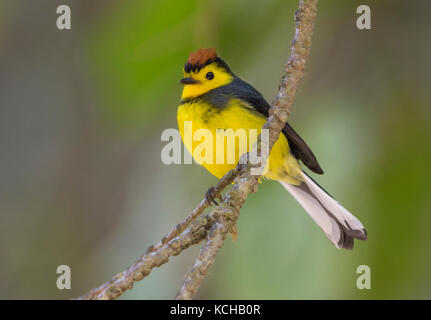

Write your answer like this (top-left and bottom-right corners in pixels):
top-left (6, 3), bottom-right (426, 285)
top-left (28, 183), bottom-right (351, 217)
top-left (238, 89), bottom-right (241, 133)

top-left (218, 77), bottom-right (324, 174)
top-left (282, 122), bottom-right (323, 174)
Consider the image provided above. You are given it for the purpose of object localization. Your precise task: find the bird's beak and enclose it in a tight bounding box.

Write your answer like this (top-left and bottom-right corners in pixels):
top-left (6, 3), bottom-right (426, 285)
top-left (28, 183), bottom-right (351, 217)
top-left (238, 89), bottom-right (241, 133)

top-left (180, 77), bottom-right (199, 85)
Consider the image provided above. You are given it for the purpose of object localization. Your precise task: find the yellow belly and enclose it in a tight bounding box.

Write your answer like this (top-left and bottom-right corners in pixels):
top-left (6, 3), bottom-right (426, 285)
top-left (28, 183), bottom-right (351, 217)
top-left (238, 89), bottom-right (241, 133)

top-left (177, 98), bottom-right (303, 184)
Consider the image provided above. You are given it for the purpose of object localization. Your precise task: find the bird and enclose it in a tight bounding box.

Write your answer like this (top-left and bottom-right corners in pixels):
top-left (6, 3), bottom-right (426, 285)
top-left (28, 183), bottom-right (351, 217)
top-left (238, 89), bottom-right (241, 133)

top-left (177, 48), bottom-right (367, 249)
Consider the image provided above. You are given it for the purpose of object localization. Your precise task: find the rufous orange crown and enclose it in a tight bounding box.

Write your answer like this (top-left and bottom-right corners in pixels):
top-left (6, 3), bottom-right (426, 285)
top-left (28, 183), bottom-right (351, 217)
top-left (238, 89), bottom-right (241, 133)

top-left (186, 48), bottom-right (217, 67)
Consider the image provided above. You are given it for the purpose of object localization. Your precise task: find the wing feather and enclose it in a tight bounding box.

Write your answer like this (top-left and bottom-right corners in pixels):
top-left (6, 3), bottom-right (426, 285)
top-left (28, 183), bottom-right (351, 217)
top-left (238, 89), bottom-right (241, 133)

top-left (200, 76), bottom-right (323, 174)
top-left (210, 77), bottom-right (323, 174)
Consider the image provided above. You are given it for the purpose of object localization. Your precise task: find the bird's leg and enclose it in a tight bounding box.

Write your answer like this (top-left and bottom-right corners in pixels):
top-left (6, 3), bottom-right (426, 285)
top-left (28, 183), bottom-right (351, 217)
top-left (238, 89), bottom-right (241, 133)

top-left (205, 186), bottom-right (222, 206)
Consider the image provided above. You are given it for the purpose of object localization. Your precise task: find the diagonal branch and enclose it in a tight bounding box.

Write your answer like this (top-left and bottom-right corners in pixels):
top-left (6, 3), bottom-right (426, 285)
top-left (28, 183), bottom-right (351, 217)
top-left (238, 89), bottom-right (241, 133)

top-left (175, 0), bottom-right (318, 299)
top-left (176, 221), bottom-right (227, 300)
top-left (77, 214), bottom-right (215, 300)
top-left (77, 167), bottom-right (240, 300)
top-left (77, 0), bottom-right (318, 300)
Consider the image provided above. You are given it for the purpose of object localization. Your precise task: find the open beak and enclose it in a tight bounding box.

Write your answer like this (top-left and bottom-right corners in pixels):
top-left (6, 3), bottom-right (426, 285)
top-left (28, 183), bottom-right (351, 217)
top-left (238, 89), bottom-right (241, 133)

top-left (180, 77), bottom-right (199, 85)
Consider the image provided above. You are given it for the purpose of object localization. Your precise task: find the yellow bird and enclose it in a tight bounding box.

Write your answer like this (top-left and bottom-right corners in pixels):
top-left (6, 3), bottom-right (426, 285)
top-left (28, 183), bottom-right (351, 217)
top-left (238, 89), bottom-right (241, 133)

top-left (177, 48), bottom-right (367, 249)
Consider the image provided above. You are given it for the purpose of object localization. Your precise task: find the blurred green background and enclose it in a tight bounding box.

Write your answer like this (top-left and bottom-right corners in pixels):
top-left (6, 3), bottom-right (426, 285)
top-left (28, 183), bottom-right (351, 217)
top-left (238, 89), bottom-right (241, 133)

top-left (0, 0), bottom-right (430, 299)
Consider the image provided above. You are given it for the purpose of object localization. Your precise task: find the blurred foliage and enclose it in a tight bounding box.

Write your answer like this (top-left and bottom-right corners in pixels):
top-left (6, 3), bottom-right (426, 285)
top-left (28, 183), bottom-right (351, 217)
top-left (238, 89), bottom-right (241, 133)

top-left (0, 0), bottom-right (430, 299)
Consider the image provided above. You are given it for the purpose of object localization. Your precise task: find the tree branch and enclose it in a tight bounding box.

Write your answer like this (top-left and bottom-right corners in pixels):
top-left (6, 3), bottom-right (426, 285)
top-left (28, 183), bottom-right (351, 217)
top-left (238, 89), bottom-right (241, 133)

top-left (175, 0), bottom-right (318, 299)
top-left (77, 0), bottom-right (318, 300)
top-left (76, 166), bottom-right (240, 300)
top-left (176, 221), bottom-right (227, 300)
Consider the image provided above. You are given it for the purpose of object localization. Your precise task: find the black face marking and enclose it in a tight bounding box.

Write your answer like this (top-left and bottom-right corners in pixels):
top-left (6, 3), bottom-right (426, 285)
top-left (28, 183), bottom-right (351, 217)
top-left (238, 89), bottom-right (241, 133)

top-left (184, 57), bottom-right (233, 74)
top-left (206, 72), bottom-right (214, 80)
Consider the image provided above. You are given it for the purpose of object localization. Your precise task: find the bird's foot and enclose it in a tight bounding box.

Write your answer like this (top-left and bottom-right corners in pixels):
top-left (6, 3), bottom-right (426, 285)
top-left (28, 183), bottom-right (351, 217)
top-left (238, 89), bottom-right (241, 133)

top-left (205, 186), bottom-right (222, 206)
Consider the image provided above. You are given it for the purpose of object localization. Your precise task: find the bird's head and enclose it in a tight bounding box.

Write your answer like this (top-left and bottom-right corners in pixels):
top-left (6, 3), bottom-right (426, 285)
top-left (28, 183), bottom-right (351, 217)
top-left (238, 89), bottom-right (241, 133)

top-left (180, 48), bottom-right (234, 100)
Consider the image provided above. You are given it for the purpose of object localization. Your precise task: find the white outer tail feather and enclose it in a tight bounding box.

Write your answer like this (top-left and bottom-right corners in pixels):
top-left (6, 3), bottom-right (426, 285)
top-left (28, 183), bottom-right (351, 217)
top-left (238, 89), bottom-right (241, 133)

top-left (279, 172), bottom-right (367, 249)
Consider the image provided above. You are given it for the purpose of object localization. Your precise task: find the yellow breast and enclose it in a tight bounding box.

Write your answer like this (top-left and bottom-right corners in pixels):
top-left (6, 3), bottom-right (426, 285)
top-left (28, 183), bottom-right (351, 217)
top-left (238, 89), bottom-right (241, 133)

top-left (177, 98), bottom-right (302, 184)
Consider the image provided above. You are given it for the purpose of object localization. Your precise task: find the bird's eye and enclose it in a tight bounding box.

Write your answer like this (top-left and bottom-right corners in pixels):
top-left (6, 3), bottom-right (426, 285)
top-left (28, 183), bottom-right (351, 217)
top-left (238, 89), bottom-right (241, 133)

top-left (206, 72), bottom-right (214, 80)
